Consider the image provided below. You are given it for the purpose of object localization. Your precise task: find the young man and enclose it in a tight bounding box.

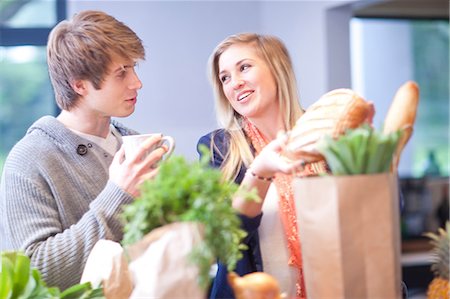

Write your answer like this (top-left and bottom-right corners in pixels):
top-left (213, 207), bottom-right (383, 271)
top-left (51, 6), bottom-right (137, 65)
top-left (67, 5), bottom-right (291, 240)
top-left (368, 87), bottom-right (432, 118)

top-left (0, 10), bottom-right (166, 290)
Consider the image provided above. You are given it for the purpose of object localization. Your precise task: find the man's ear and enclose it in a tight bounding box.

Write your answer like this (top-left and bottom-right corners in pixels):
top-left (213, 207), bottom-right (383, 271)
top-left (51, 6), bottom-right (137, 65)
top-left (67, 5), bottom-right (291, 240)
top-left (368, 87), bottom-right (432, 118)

top-left (71, 79), bottom-right (87, 96)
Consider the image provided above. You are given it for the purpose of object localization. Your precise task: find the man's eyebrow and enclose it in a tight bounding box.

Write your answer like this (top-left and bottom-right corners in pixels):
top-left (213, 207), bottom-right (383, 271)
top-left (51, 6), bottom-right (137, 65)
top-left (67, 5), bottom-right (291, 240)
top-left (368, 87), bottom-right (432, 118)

top-left (113, 63), bottom-right (135, 73)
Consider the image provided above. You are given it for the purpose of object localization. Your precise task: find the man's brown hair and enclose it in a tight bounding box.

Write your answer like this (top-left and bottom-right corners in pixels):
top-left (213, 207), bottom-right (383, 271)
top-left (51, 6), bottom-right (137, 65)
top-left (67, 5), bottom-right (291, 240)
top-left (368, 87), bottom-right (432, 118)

top-left (47, 10), bottom-right (145, 110)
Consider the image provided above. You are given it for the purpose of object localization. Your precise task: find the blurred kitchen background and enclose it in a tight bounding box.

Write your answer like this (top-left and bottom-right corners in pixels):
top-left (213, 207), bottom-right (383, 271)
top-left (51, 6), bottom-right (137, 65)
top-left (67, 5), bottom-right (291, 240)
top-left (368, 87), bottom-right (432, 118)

top-left (1, 0), bottom-right (448, 297)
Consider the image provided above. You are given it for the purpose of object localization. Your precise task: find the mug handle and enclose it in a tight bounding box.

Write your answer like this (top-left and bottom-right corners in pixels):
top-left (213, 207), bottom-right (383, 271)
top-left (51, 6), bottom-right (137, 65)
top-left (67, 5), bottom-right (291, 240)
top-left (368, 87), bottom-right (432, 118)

top-left (160, 136), bottom-right (175, 159)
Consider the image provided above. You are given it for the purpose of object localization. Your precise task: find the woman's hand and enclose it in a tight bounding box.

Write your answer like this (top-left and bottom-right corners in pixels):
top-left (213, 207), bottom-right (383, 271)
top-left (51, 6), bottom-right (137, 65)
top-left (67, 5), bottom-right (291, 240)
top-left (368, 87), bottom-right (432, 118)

top-left (109, 135), bottom-right (168, 197)
top-left (233, 131), bottom-right (305, 217)
top-left (250, 131), bottom-right (305, 179)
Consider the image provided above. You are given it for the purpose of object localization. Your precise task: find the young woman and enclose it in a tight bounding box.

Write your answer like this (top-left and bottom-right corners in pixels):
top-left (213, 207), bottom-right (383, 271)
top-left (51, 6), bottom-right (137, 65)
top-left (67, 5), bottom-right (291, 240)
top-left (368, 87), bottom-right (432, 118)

top-left (198, 33), bottom-right (325, 299)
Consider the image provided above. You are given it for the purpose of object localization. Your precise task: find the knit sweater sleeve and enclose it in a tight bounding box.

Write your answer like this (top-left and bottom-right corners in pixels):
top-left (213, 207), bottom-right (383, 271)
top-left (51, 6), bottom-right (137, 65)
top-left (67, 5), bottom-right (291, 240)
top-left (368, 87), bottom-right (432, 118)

top-left (0, 117), bottom-right (135, 290)
top-left (0, 168), bottom-right (133, 290)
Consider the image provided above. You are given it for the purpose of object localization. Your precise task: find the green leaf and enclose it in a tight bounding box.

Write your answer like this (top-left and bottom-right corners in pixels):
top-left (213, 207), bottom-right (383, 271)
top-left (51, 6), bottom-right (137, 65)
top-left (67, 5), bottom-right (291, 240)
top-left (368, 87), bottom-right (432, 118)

top-left (317, 135), bottom-right (349, 175)
top-left (12, 253), bottom-right (31, 298)
top-left (0, 251), bottom-right (104, 299)
top-left (351, 127), bottom-right (371, 173)
top-left (366, 137), bottom-right (385, 173)
top-left (332, 136), bottom-right (356, 174)
top-left (121, 146), bottom-right (249, 289)
top-left (316, 125), bottom-right (402, 175)
top-left (60, 282), bottom-right (91, 299)
top-left (0, 256), bottom-right (14, 299)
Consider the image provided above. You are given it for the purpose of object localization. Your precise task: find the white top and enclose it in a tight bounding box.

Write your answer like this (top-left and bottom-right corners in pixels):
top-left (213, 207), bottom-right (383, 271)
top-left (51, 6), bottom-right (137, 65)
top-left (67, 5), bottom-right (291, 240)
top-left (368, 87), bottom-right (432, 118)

top-left (70, 125), bottom-right (121, 156)
top-left (259, 184), bottom-right (298, 298)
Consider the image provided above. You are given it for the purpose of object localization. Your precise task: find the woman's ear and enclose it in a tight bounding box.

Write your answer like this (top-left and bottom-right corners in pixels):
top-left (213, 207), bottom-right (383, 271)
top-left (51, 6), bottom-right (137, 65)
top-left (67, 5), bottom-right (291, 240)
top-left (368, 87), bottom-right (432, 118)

top-left (71, 79), bottom-right (87, 96)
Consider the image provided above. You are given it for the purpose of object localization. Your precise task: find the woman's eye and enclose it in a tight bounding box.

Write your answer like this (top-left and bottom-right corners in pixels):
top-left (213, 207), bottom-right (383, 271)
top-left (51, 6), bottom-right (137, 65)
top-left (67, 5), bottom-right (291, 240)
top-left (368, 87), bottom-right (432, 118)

top-left (240, 64), bottom-right (250, 71)
top-left (220, 75), bottom-right (229, 83)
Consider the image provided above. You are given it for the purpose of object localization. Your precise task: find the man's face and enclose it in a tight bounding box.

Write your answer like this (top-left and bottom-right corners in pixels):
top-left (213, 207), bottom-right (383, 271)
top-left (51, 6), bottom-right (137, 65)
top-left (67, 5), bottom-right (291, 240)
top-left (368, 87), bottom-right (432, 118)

top-left (79, 58), bottom-right (143, 118)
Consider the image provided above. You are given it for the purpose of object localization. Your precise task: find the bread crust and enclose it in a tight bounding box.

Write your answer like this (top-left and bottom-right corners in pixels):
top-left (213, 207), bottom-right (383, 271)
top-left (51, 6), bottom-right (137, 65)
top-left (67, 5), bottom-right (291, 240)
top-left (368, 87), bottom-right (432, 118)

top-left (284, 88), bottom-right (373, 163)
top-left (383, 81), bottom-right (420, 170)
top-left (383, 81), bottom-right (419, 134)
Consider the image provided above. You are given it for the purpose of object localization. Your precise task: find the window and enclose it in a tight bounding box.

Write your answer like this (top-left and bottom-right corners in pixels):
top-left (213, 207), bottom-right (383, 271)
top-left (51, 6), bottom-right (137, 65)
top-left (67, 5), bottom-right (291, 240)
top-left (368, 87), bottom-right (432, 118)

top-left (0, 0), bottom-right (66, 174)
top-left (350, 18), bottom-right (449, 178)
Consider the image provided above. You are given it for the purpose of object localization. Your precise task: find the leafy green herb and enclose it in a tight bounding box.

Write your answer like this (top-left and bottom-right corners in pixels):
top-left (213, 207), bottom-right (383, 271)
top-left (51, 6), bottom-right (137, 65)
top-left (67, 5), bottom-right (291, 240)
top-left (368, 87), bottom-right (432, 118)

top-left (121, 146), bottom-right (256, 289)
top-left (0, 251), bottom-right (104, 299)
top-left (316, 125), bottom-right (402, 175)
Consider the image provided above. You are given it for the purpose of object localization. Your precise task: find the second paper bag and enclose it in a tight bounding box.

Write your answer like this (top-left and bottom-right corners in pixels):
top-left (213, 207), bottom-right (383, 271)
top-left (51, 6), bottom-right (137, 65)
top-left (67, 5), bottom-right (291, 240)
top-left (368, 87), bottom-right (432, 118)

top-left (293, 173), bottom-right (402, 299)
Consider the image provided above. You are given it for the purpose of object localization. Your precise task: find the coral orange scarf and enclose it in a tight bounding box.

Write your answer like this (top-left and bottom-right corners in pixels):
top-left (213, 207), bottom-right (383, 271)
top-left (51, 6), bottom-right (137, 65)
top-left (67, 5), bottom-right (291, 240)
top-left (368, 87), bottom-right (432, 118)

top-left (243, 118), bottom-right (323, 299)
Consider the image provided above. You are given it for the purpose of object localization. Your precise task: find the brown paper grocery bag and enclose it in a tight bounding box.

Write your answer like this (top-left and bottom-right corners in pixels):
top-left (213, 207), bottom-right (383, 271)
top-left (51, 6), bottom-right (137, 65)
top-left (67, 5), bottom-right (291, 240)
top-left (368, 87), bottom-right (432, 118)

top-left (126, 222), bottom-right (206, 299)
top-left (81, 239), bottom-right (133, 298)
top-left (293, 173), bottom-right (402, 299)
top-left (81, 222), bottom-right (206, 299)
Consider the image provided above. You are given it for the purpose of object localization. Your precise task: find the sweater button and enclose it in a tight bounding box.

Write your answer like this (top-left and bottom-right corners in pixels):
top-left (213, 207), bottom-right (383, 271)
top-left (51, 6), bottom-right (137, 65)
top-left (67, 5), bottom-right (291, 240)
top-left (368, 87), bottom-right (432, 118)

top-left (77, 144), bottom-right (88, 155)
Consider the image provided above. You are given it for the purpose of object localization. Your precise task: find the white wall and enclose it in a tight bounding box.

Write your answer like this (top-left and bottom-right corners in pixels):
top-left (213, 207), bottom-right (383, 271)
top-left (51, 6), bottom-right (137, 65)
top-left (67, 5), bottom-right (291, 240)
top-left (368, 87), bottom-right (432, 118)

top-left (260, 1), bottom-right (333, 107)
top-left (68, 0), bottom-right (355, 160)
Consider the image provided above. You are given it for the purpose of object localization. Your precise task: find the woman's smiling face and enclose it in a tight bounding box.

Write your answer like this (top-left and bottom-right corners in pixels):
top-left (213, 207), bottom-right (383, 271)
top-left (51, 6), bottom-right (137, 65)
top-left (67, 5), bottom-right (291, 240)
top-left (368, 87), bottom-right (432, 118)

top-left (218, 43), bottom-right (278, 120)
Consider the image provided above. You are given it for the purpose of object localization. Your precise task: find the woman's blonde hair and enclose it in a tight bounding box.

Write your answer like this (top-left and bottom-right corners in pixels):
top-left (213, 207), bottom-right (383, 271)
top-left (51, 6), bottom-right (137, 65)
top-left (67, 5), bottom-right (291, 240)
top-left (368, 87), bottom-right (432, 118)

top-left (47, 10), bottom-right (145, 111)
top-left (208, 33), bottom-right (303, 181)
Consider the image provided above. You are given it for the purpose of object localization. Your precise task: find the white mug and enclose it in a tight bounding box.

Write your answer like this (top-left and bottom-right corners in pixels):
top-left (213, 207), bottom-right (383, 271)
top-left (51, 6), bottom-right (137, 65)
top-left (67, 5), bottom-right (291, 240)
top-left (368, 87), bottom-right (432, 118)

top-left (122, 133), bottom-right (175, 161)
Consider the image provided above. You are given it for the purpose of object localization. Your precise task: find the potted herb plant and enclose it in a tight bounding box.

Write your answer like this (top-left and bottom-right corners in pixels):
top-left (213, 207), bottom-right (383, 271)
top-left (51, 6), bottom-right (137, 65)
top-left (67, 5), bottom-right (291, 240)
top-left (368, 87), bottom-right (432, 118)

top-left (120, 147), bottom-right (257, 294)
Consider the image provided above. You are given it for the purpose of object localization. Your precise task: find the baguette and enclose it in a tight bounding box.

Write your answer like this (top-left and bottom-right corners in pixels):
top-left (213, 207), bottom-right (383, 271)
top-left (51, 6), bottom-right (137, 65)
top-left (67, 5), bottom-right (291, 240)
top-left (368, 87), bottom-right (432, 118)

top-left (383, 81), bottom-right (420, 171)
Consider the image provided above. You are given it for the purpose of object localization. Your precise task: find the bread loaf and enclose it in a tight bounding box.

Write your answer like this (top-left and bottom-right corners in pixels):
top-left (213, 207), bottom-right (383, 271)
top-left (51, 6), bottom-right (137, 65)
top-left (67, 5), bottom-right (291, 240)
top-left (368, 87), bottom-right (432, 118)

top-left (284, 88), bottom-right (374, 162)
top-left (383, 81), bottom-right (420, 171)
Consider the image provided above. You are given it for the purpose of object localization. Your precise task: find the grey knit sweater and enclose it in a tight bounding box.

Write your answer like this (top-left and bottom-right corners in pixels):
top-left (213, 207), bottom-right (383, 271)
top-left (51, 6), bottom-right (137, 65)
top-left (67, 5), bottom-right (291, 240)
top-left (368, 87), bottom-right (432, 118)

top-left (0, 116), bottom-right (138, 290)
